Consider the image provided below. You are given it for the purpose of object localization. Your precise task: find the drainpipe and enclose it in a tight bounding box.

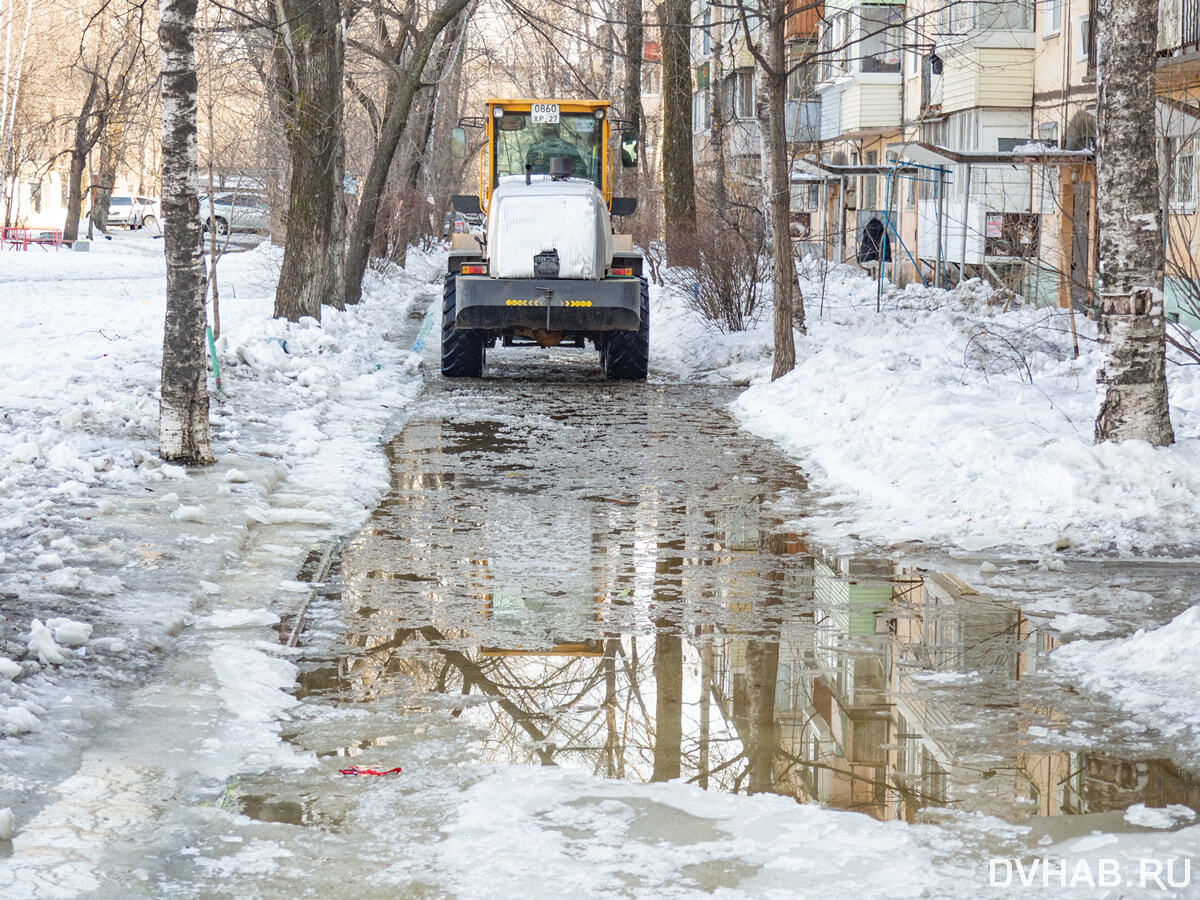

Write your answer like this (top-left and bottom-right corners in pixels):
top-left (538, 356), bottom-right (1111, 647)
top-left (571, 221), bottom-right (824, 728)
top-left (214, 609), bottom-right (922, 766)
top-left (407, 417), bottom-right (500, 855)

top-left (935, 168), bottom-right (945, 289)
top-left (960, 163), bottom-right (972, 284)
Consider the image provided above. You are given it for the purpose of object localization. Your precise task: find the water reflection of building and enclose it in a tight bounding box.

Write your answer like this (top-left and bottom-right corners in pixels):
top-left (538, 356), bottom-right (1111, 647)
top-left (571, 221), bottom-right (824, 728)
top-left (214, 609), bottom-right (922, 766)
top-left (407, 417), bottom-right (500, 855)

top-left (763, 556), bottom-right (1200, 826)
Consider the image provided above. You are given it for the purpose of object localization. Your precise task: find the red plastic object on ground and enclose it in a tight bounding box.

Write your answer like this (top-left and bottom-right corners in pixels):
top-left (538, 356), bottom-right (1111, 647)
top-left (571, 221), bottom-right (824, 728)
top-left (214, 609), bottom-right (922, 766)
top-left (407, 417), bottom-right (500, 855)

top-left (338, 766), bottom-right (402, 776)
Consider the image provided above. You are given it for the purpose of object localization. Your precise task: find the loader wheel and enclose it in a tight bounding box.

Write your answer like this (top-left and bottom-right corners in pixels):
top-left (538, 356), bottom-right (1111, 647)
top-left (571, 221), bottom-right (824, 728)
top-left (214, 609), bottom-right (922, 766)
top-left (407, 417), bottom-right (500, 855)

top-left (603, 277), bottom-right (649, 381)
top-left (441, 274), bottom-right (485, 378)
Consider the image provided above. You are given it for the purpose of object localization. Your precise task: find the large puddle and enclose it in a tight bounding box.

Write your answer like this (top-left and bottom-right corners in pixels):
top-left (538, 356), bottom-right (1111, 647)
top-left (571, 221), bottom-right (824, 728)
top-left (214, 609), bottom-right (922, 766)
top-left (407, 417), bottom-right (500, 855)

top-left (280, 374), bottom-right (1199, 840)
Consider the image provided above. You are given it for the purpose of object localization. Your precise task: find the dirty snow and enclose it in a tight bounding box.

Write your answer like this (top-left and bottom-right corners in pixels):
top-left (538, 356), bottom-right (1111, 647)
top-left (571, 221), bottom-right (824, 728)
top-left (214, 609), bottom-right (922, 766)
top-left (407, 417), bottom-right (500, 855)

top-left (1053, 604), bottom-right (1200, 757)
top-left (651, 260), bottom-right (1200, 556)
top-left (2, 232), bottom-right (1200, 896)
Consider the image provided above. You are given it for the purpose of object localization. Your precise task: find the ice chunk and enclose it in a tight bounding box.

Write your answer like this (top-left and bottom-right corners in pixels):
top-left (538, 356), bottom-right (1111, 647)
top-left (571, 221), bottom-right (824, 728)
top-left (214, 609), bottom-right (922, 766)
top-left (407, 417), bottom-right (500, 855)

top-left (0, 707), bottom-right (40, 735)
top-left (28, 619), bottom-right (67, 664)
top-left (173, 505), bottom-right (206, 522)
top-left (0, 657), bottom-right (21, 680)
top-left (0, 807), bottom-right (13, 839)
top-left (34, 553), bottom-right (64, 570)
top-left (47, 617), bottom-right (93, 647)
top-left (47, 441), bottom-right (92, 476)
top-left (83, 573), bottom-right (124, 596)
top-left (91, 637), bottom-right (128, 654)
top-left (1124, 803), bottom-right (1196, 829)
top-left (199, 609), bottom-right (280, 628)
top-left (297, 366), bottom-right (327, 387)
top-left (60, 408), bottom-right (84, 430)
top-left (43, 568), bottom-right (83, 592)
top-left (226, 468), bottom-right (252, 484)
top-left (11, 442), bottom-right (41, 464)
top-left (295, 439), bottom-right (320, 457)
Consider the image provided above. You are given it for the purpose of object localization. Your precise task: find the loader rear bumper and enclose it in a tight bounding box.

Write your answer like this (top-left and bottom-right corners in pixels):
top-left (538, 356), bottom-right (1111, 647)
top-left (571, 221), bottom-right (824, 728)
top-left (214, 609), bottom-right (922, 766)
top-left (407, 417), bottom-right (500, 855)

top-left (455, 276), bottom-right (641, 332)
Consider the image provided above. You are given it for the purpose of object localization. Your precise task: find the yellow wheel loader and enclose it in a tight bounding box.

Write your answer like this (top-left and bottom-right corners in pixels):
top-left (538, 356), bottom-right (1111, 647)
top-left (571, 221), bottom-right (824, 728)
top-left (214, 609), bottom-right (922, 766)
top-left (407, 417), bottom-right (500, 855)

top-left (445, 98), bottom-right (646, 379)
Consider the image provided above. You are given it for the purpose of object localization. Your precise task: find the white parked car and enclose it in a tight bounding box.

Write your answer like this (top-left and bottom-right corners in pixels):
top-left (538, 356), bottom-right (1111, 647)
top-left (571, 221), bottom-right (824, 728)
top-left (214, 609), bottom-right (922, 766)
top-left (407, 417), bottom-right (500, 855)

top-left (87, 195), bottom-right (159, 229)
top-left (200, 193), bottom-right (269, 234)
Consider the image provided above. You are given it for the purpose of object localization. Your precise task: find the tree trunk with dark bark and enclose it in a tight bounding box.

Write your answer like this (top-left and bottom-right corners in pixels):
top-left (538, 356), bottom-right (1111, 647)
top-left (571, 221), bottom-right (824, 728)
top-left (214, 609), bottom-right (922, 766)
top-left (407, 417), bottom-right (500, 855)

top-left (63, 74), bottom-right (102, 244)
top-left (620, 0), bottom-right (643, 200)
top-left (761, 4), bottom-right (798, 379)
top-left (1093, 0), bottom-right (1174, 445)
top-left (660, 0), bottom-right (696, 260)
top-left (343, 0), bottom-right (472, 306)
top-left (272, 0), bottom-right (346, 322)
top-left (91, 128), bottom-right (121, 236)
top-left (157, 0), bottom-right (213, 466)
top-left (709, 40), bottom-right (727, 226)
top-left (651, 628), bottom-right (683, 782)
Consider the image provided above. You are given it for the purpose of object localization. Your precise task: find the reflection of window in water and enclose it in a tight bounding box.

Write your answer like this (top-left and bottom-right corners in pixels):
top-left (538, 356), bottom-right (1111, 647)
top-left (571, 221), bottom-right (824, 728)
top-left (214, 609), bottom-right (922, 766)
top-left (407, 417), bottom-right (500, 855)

top-left (493, 112), bottom-right (603, 188)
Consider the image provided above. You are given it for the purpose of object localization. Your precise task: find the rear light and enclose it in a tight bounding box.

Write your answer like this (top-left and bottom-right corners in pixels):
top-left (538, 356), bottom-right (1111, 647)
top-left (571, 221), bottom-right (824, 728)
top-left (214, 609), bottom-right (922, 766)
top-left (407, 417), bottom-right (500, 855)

top-left (461, 263), bottom-right (488, 275)
top-left (610, 266), bottom-right (634, 277)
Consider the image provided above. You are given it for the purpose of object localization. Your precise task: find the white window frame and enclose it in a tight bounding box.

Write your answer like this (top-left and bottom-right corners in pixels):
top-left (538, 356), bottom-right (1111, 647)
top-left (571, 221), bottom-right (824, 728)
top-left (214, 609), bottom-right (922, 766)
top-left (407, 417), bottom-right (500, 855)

top-left (1041, 0), bottom-right (1061, 37)
top-left (1167, 136), bottom-right (1197, 210)
top-left (1075, 15), bottom-right (1090, 61)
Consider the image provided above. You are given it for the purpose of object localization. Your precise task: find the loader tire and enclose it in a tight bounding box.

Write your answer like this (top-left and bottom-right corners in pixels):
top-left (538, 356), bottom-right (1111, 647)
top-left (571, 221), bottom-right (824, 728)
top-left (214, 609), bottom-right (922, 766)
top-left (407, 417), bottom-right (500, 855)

top-left (603, 277), bottom-right (649, 381)
top-left (441, 274), bottom-right (485, 378)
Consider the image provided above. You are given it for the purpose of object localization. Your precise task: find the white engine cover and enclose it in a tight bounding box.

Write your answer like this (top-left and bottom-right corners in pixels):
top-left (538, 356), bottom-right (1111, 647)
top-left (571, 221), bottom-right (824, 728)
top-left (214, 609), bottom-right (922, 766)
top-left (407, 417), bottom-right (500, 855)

top-left (487, 176), bottom-right (613, 280)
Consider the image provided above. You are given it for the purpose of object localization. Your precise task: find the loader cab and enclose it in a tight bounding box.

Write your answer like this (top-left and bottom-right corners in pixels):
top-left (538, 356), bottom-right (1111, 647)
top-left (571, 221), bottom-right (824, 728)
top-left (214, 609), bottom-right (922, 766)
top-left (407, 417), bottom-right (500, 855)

top-left (452, 99), bottom-right (638, 215)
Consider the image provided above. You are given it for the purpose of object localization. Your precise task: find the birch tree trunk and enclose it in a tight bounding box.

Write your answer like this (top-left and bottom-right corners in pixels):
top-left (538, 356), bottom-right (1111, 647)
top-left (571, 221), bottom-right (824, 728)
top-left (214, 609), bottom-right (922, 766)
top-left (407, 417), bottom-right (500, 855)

top-left (1093, 0), bottom-right (1174, 445)
top-left (272, 0), bottom-right (345, 322)
top-left (158, 0), bottom-right (213, 466)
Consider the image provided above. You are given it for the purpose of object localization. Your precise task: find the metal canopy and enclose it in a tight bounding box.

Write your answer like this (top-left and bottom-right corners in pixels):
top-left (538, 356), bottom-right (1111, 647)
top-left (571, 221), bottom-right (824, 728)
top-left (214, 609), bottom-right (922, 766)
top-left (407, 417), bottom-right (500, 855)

top-left (887, 141), bottom-right (1093, 167)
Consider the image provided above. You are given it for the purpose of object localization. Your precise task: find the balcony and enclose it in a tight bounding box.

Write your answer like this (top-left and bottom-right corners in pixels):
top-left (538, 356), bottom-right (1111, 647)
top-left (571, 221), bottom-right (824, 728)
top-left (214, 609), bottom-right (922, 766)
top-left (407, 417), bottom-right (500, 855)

top-left (939, 46), bottom-right (1033, 114)
top-left (820, 79), bottom-right (901, 139)
top-left (1159, 0), bottom-right (1200, 76)
top-left (815, 1), bottom-right (903, 138)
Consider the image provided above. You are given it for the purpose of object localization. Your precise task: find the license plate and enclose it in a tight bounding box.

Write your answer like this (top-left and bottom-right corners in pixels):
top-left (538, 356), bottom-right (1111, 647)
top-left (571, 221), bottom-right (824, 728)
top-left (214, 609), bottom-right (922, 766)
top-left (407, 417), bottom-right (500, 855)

top-left (531, 103), bottom-right (560, 124)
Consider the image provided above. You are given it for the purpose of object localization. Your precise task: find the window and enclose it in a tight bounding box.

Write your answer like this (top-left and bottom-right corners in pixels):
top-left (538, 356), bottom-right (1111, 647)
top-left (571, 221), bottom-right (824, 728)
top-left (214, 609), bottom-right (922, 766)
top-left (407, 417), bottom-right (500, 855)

top-left (641, 64), bottom-right (661, 96)
top-left (1167, 137), bottom-right (1196, 207)
top-left (864, 149), bottom-right (878, 209)
top-left (1075, 15), bottom-right (1091, 61)
top-left (975, 0), bottom-right (1033, 31)
top-left (491, 111), bottom-right (606, 187)
top-left (985, 212), bottom-right (1040, 257)
top-left (860, 5), bottom-right (903, 73)
top-left (1042, 0), bottom-right (1061, 36)
top-left (693, 91), bottom-right (711, 132)
top-left (906, 20), bottom-right (920, 78)
top-left (834, 13), bottom-right (850, 76)
top-left (939, 0), bottom-right (969, 33)
top-left (734, 69), bottom-right (755, 118)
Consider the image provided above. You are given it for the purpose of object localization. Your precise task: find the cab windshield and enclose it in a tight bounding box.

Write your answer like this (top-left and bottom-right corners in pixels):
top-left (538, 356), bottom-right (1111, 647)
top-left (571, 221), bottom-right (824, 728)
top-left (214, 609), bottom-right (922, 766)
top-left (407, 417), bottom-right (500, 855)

top-left (493, 110), bottom-right (603, 188)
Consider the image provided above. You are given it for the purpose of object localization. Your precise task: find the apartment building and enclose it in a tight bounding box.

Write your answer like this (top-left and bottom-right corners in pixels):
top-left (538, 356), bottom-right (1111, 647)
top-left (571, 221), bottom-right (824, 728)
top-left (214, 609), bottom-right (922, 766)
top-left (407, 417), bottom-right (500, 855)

top-left (1158, 0), bottom-right (1200, 327)
top-left (697, 0), bottom-right (1194, 321)
top-left (689, 0), bottom-right (822, 214)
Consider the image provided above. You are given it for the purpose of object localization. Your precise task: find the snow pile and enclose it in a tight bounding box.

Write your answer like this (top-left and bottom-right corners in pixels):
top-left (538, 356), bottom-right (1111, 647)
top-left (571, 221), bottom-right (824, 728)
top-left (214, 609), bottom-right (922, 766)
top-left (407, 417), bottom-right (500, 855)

top-left (1052, 605), bottom-right (1200, 760)
top-left (0, 234), bottom-right (436, 822)
top-left (653, 260), bottom-right (1200, 553)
